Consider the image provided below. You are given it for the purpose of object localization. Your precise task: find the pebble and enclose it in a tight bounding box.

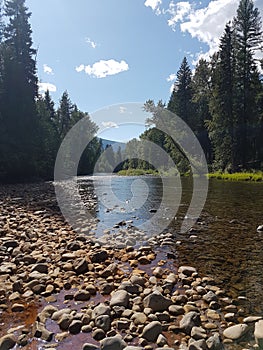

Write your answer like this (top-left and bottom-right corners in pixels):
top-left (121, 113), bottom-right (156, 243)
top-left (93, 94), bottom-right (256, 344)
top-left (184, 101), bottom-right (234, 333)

top-left (223, 324), bottom-right (249, 340)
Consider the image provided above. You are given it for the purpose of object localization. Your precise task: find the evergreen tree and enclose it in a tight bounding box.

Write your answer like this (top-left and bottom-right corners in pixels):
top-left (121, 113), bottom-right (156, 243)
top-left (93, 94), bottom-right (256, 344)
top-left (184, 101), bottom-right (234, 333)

top-left (208, 23), bottom-right (237, 171)
top-left (168, 57), bottom-right (194, 129)
top-left (56, 91), bottom-right (74, 140)
top-left (233, 0), bottom-right (262, 168)
top-left (191, 58), bottom-right (212, 163)
top-left (0, 0), bottom-right (38, 180)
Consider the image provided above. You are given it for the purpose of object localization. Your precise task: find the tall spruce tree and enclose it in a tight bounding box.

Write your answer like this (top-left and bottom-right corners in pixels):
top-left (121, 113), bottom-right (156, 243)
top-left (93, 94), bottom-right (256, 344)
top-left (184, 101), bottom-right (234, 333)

top-left (168, 57), bottom-right (194, 129)
top-left (233, 0), bottom-right (262, 168)
top-left (208, 23), bottom-right (237, 171)
top-left (0, 0), bottom-right (38, 180)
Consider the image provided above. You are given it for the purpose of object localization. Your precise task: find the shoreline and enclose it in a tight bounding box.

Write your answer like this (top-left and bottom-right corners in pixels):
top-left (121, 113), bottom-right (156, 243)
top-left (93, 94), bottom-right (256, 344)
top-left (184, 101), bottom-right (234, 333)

top-left (0, 182), bottom-right (262, 350)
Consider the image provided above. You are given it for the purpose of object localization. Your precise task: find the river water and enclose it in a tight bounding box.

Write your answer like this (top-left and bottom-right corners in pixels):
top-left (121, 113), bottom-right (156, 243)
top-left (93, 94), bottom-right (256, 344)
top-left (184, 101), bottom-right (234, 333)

top-left (78, 175), bottom-right (263, 315)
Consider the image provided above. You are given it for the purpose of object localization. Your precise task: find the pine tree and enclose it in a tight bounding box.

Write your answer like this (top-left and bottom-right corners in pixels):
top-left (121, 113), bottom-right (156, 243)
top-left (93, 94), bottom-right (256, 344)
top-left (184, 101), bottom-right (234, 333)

top-left (56, 91), bottom-right (74, 139)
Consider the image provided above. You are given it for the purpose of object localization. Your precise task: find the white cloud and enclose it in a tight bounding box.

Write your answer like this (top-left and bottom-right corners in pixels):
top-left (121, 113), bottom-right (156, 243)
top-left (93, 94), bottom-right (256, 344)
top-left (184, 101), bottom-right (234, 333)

top-left (43, 64), bottom-right (54, 75)
top-left (76, 64), bottom-right (85, 73)
top-left (180, 0), bottom-right (239, 57)
top-left (102, 121), bottom-right (119, 128)
top-left (144, 0), bottom-right (162, 10)
top-left (85, 37), bottom-right (97, 49)
top-left (119, 106), bottom-right (127, 114)
top-left (76, 59), bottom-right (129, 78)
top-left (170, 83), bottom-right (175, 94)
top-left (167, 1), bottom-right (192, 30)
top-left (38, 82), bottom-right (57, 93)
top-left (167, 73), bottom-right (176, 82)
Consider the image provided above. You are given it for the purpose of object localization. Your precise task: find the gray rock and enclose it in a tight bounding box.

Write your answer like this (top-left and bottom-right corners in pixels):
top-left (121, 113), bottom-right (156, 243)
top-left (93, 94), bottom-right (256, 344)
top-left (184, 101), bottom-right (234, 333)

top-left (243, 316), bottom-right (262, 323)
top-left (191, 326), bottom-right (207, 340)
top-left (0, 334), bottom-right (16, 350)
top-left (131, 312), bottom-right (147, 325)
top-left (52, 308), bottom-right (71, 321)
top-left (110, 290), bottom-right (129, 308)
top-left (95, 315), bottom-right (111, 332)
top-left (141, 321), bottom-right (162, 342)
top-left (254, 320), bottom-right (263, 347)
top-left (100, 335), bottom-right (127, 350)
top-left (189, 339), bottom-right (208, 350)
top-left (223, 324), bottom-right (249, 340)
top-left (143, 291), bottom-right (172, 312)
top-left (58, 314), bottom-right (74, 330)
top-left (257, 225), bottom-right (263, 232)
top-left (178, 266), bottom-right (197, 276)
top-left (206, 333), bottom-right (223, 350)
top-left (156, 334), bottom-right (167, 346)
top-left (92, 328), bottom-right (106, 341)
top-left (124, 347), bottom-right (143, 350)
top-left (82, 343), bottom-right (99, 350)
top-left (168, 304), bottom-right (185, 316)
top-left (203, 291), bottom-right (217, 303)
top-left (92, 303), bottom-right (111, 318)
top-left (180, 311), bottom-right (201, 335)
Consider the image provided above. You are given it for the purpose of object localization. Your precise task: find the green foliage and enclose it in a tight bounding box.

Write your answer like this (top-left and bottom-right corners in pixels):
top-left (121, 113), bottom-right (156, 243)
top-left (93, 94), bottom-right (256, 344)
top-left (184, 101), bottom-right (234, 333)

top-left (208, 172), bottom-right (263, 182)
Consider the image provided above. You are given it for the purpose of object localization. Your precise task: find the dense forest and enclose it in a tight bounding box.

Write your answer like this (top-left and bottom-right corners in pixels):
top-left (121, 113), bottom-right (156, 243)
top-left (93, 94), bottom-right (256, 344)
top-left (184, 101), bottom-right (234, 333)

top-left (0, 0), bottom-right (100, 182)
top-left (122, 0), bottom-right (263, 174)
top-left (0, 0), bottom-right (262, 182)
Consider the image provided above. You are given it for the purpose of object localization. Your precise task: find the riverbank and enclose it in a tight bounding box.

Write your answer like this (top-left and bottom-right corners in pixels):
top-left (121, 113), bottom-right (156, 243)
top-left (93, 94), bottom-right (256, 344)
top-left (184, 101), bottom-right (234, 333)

top-left (0, 182), bottom-right (262, 350)
top-left (208, 172), bottom-right (263, 182)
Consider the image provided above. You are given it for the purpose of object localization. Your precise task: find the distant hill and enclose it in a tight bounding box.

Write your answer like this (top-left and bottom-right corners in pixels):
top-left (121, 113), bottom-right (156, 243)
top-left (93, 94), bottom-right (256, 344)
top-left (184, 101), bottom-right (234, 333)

top-left (99, 138), bottom-right (126, 152)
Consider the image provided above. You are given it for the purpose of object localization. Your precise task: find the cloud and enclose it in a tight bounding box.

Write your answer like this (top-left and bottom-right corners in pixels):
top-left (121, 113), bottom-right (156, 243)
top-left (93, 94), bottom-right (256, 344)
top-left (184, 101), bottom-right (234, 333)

top-left (167, 1), bottom-right (192, 30)
top-left (167, 73), bottom-right (176, 82)
top-left (102, 121), bottom-right (119, 128)
top-left (38, 82), bottom-right (57, 93)
top-left (76, 59), bottom-right (129, 78)
top-left (43, 64), bottom-right (54, 75)
top-left (144, 0), bottom-right (162, 14)
top-left (119, 106), bottom-right (127, 114)
top-left (85, 37), bottom-right (97, 49)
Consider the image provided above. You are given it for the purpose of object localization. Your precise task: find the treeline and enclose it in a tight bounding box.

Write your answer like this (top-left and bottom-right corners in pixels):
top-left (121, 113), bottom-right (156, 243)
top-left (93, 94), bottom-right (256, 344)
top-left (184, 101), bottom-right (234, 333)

top-left (0, 0), bottom-right (100, 182)
top-left (123, 0), bottom-right (263, 174)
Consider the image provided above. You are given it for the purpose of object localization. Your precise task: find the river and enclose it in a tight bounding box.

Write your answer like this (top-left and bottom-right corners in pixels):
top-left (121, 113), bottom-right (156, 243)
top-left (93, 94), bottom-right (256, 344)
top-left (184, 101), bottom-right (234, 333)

top-left (78, 175), bottom-right (263, 315)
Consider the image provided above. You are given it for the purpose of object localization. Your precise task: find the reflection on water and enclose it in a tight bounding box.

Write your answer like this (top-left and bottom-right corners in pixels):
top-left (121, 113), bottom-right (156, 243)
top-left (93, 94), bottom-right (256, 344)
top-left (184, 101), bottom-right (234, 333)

top-left (79, 175), bottom-right (263, 314)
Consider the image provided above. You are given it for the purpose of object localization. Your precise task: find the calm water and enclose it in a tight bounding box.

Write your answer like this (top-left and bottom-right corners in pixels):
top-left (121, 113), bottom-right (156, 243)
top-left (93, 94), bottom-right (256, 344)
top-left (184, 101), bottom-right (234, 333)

top-left (78, 175), bottom-right (263, 314)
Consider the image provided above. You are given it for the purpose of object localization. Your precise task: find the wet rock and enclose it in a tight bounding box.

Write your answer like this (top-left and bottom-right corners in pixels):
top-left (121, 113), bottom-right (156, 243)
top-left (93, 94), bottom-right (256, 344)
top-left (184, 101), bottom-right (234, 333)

top-left (203, 291), bottom-right (217, 303)
top-left (110, 290), bottom-right (129, 308)
top-left (58, 314), bottom-right (74, 330)
top-left (156, 334), bottom-right (167, 346)
top-left (0, 334), bottom-right (16, 349)
top-left (92, 328), bottom-right (106, 341)
top-left (11, 303), bottom-right (25, 312)
top-left (68, 320), bottom-right (82, 334)
top-left (52, 308), bottom-right (72, 321)
top-left (31, 263), bottom-right (48, 274)
top-left (100, 335), bottom-right (127, 350)
top-left (143, 291), bottom-right (172, 312)
top-left (91, 250), bottom-right (108, 263)
top-left (67, 241), bottom-right (81, 251)
top-left (141, 321), bottom-right (162, 342)
top-left (82, 344), bottom-right (99, 350)
top-left (254, 320), bottom-right (263, 347)
top-left (74, 258), bottom-right (89, 275)
top-left (74, 290), bottom-right (90, 301)
top-left (178, 266), bottom-right (197, 276)
top-left (180, 311), bottom-right (201, 335)
top-left (92, 303), bottom-right (111, 318)
top-left (223, 324), bottom-right (249, 340)
top-left (100, 263), bottom-right (117, 278)
top-left (95, 315), bottom-right (111, 332)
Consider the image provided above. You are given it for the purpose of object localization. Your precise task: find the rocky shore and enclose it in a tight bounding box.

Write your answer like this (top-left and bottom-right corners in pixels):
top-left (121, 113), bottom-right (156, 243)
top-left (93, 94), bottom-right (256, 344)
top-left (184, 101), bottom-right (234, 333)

top-left (0, 182), bottom-right (263, 350)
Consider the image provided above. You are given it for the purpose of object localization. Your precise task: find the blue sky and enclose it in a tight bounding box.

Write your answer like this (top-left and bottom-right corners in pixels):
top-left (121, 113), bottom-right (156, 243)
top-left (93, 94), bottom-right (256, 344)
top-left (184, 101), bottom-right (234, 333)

top-left (26, 0), bottom-right (262, 141)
